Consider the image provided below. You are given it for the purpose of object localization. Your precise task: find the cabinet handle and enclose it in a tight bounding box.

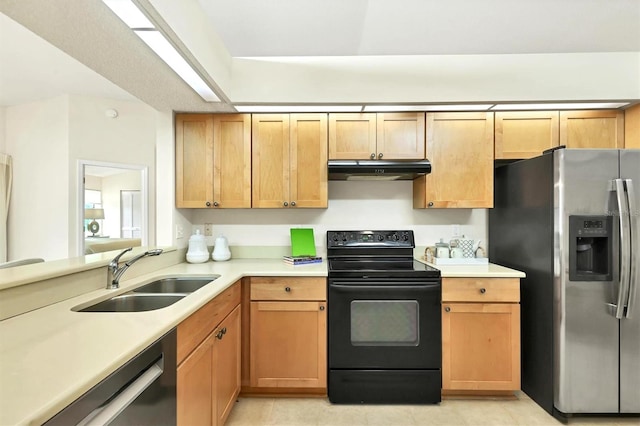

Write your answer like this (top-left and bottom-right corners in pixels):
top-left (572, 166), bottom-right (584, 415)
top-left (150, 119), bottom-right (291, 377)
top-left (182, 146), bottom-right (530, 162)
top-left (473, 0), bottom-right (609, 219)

top-left (428, 202), bottom-right (434, 207)
top-left (285, 286), bottom-right (291, 292)
top-left (291, 201), bottom-right (296, 207)
top-left (283, 201), bottom-right (289, 207)
top-left (206, 201), bottom-right (211, 207)
top-left (319, 305), bottom-right (325, 311)
top-left (480, 288), bottom-right (486, 294)
top-left (216, 330), bottom-right (224, 340)
top-left (213, 201), bottom-right (219, 207)
top-left (370, 153), bottom-right (376, 159)
top-left (444, 306), bottom-right (451, 312)
top-left (378, 153), bottom-right (383, 159)
top-left (221, 327), bottom-right (227, 335)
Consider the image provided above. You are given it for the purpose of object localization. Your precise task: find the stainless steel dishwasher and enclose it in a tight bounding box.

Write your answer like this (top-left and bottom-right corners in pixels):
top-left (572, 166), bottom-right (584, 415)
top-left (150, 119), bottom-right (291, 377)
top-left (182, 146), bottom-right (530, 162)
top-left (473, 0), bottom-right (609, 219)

top-left (45, 329), bottom-right (176, 426)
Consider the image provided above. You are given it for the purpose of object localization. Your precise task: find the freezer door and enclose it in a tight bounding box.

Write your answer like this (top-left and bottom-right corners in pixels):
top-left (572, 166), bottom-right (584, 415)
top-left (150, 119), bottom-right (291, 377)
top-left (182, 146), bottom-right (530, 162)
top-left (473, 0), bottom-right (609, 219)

top-left (620, 149), bottom-right (640, 413)
top-left (554, 149), bottom-right (620, 414)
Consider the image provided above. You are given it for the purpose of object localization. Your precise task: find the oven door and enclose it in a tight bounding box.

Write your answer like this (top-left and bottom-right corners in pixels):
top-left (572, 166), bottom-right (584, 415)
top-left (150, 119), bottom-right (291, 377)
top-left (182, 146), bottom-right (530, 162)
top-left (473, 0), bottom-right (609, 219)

top-left (328, 278), bottom-right (441, 369)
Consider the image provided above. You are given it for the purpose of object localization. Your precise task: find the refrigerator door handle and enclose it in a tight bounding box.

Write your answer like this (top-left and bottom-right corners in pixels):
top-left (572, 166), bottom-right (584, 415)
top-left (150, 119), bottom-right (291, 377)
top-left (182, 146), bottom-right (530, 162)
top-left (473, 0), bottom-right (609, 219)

top-left (624, 179), bottom-right (637, 319)
top-left (615, 179), bottom-right (631, 319)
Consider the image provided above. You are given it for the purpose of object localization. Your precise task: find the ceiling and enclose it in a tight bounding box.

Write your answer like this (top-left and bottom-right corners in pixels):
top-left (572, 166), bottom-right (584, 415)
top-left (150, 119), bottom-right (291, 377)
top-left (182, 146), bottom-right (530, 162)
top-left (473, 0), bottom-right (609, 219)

top-left (0, 0), bottom-right (639, 110)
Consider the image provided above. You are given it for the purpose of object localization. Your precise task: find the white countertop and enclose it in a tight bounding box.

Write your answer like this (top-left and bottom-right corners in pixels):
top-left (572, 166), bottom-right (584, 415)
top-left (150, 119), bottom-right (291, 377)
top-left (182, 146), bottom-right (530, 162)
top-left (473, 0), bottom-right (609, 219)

top-left (0, 258), bottom-right (523, 425)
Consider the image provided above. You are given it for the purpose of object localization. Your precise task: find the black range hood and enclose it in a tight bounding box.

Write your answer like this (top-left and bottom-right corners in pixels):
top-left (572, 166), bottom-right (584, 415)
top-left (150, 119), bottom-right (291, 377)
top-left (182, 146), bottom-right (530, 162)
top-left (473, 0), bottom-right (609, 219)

top-left (328, 159), bottom-right (432, 181)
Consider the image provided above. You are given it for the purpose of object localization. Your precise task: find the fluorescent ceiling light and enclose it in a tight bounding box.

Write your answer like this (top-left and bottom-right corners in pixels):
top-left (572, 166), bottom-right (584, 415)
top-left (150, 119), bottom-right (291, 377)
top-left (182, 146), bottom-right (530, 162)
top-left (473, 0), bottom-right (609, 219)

top-left (235, 105), bottom-right (363, 113)
top-left (103, 0), bottom-right (154, 28)
top-left (363, 104), bottom-right (494, 112)
top-left (491, 102), bottom-right (629, 110)
top-left (103, 0), bottom-right (220, 102)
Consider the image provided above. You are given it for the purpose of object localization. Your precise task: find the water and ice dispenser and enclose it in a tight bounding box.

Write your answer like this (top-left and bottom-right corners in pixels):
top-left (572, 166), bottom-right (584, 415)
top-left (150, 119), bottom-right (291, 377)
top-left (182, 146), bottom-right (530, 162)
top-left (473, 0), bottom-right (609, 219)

top-left (569, 215), bottom-right (613, 281)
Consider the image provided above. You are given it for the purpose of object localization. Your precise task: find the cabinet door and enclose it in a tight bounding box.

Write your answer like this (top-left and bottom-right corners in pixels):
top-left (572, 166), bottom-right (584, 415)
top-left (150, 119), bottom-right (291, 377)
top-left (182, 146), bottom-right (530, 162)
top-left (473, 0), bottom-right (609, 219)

top-left (442, 303), bottom-right (520, 391)
top-left (376, 112), bottom-right (425, 159)
top-left (495, 111), bottom-right (559, 159)
top-left (213, 114), bottom-right (251, 208)
top-left (250, 301), bottom-right (327, 388)
top-left (252, 114), bottom-right (290, 208)
top-left (560, 110), bottom-right (624, 148)
top-left (175, 114), bottom-right (214, 208)
top-left (624, 104), bottom-right (640, 149)
top-left (177, 333), bottom-right (214, 426)
top-left (214, 305), bottom-right (241, 426)
top-left (414, 112), bottom-right (494, 208)
top-left (290, 114), bottom-right (328, 208)
top-left (328, 113), bottom-right (377, 159)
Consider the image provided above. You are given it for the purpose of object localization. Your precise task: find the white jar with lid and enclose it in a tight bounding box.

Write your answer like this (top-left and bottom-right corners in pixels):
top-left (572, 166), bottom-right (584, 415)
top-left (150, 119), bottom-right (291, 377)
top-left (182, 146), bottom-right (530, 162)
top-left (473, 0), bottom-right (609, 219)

top-left (186, 229), bottom-right (209, 263)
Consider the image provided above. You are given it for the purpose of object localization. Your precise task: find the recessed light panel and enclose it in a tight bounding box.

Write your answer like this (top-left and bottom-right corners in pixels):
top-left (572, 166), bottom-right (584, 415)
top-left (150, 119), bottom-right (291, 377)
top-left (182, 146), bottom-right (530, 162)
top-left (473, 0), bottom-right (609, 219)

top-left (363, 104), bottom-right (494, 112)
top-left (103, 0), bottom-right (154, 28)
top-left (491, 102), bottom-right (629, 110)
top-left (235, 105), bottom-right (363, 113)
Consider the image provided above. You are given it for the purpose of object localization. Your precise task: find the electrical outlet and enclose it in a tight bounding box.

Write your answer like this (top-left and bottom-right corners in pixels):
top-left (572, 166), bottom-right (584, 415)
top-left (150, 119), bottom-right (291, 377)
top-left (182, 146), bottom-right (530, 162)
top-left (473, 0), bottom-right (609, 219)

top-left (452, 224), bottom-right (461, 237)
top-left (175, 224), bottom-right (184, 239)
top-left (204, 223), bottom-right (213, 237)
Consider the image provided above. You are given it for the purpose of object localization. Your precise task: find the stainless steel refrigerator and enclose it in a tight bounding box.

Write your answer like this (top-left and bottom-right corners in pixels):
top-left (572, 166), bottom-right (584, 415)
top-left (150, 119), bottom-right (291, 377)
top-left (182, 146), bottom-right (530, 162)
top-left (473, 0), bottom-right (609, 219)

top-left (489, 148), bottom-right (639, 420)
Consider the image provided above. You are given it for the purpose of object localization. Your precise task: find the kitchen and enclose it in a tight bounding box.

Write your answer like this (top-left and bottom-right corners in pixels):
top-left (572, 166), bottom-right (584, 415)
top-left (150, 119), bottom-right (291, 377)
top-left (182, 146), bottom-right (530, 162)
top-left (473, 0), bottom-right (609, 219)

top-left (1, 0), bottom-right (640, 425)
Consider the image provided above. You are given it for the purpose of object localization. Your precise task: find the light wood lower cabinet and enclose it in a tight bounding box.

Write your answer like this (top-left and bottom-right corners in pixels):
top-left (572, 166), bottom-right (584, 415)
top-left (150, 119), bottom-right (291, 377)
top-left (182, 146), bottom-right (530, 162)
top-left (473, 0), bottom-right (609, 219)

top-left (177, 282), bottom-right (241, 426)
top-left (441, 278), bottom-right (521, 393)
top-left (245, 277), bottom-right (327, 392)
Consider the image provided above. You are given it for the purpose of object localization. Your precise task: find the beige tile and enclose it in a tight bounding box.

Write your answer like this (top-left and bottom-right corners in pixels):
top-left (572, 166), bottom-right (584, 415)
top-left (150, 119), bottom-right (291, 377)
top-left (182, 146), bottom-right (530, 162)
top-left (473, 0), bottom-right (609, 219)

top-left (362, 404), bottom-right (417, 426)
top-left (266, 398), bottom-right (327, 426)
top-left (315, 402), bottom-right (370, 426)
top-left (409, 402), bottom-right (469, 425)
top-left (226, 397), bottom-right (274, 426)
top-left (449, 399), bottom-right (517, 426)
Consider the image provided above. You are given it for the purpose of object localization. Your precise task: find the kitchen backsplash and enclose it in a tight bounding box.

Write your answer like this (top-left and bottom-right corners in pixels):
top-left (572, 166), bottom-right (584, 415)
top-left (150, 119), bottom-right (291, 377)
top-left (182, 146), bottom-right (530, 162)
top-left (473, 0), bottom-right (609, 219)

top-left (187, 181), bottom-right (487, 257)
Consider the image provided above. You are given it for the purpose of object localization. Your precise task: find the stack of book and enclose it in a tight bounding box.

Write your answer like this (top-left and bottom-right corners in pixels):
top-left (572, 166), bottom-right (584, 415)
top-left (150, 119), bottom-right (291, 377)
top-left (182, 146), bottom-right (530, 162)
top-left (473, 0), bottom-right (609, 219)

top-left (282, 256), bottom-right (323, 265)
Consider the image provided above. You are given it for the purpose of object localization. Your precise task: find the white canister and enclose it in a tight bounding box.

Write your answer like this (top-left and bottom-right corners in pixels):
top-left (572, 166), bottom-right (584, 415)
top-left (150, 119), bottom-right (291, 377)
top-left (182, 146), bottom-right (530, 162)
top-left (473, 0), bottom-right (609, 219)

top-left (212, 235), bottom-right (231, 261)
top-left (186, 229), bottom-right (209, 263)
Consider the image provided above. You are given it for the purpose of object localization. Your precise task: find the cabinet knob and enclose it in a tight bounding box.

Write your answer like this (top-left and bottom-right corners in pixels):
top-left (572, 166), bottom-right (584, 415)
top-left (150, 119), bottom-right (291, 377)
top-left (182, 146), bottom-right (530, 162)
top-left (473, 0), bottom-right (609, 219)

top-left (444, 306), bottom-right (451, 312)
top-left (428, 202), bottom-right (434, 207)
top-left (378, 153), bottom-right (383, 159)
top-left (206, 201), bottom-right (211, 207)
top-left (283, 201), bottom-right (289, 207)
top-left (370, 153), bottom-right (376, 159)
top-left (222, 327), bottom-right (227, 335)
top-left (213, 201), bottom-right (219, 207)
top-left (285, 286), bottom-right (291, 292)
top-left (291, 201), bottom-right (296, 207)
top-left (319, 305), bottom-right (325, 311)
top-left (216, 330), bottom-right (224, 340)
top-left (480, 288), bottom-right (486, 294)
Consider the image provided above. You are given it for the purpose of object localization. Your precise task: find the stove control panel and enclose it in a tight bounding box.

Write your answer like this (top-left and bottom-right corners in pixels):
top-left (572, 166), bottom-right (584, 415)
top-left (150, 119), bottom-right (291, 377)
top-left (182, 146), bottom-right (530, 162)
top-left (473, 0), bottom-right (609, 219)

top-left (327, 230), bottom-right (414, 248)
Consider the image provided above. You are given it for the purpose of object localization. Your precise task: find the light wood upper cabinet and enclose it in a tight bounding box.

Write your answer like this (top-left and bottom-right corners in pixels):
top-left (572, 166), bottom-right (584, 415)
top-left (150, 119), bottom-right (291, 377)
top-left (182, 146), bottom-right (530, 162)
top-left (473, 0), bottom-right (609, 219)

top-left (329, 113), bottom-right (376, 159)
top-left (441, 278), bottom-right (521, 393)
top-left (560, 110), bottom-right (624, 149)
top-left (175, 114), bottom-right (214, 208)
top-left (495, 111), bottom-right (559, 159)
top-left (176, 113), bottom-right (251, 208)
top-left (413, 112), bottom-right (494, 209)
top-left (624, 104), bottom-right (640, 149)
top-left (329, 113), bottom-right (425, 160)
top-left (253, 114), bottom-right (328, 208)
top-left (376, 112), bottom-right (426, 159)
top-left (290, 114), bottom-right (328, 208)
top-left (213, 114), bottom-right (252, 208)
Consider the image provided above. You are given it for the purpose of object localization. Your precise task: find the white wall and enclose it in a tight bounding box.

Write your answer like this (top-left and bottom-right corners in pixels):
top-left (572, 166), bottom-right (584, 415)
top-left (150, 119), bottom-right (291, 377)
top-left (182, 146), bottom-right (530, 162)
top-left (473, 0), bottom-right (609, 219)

top-left (0, 107), bottom-right (6, 152)
top-left (3, 95), bottom-right (158, 261)
top-left (189, 181), bottom-right (487, 257)
top-left (5, 96), bottom-right (69, 261)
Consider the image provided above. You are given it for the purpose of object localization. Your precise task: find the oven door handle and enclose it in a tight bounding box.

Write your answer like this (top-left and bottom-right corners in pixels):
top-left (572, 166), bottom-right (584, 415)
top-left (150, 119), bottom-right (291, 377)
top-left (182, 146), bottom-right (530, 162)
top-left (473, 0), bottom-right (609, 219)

top-left (330, 282), bottom-right (441, 290)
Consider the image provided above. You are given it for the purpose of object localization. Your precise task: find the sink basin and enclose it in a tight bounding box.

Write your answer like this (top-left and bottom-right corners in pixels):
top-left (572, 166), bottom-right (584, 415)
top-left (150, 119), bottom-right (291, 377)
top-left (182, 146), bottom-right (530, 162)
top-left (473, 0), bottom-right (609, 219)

top-left (132, 276), bottom-right (219, 294)
top-left (77, 294), bottom-right (185, 312)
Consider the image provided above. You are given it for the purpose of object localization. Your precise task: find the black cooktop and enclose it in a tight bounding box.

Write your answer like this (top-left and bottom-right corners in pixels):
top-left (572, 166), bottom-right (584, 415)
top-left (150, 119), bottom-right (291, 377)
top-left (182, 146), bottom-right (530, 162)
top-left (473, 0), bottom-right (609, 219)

top-left (327, 230), bottom-right (440, 279)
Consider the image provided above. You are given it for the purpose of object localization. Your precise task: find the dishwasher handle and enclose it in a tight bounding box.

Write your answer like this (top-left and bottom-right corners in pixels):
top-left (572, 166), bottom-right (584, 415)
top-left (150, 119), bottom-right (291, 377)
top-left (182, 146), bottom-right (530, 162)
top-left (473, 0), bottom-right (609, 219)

top-left (78, 356), bottom-right (164, 426)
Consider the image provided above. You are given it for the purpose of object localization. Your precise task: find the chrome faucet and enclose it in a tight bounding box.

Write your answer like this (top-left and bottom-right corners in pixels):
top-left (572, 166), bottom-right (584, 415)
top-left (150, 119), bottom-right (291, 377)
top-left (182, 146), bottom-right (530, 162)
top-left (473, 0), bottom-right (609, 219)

top-left (107, 247), bottom-right (163, 289)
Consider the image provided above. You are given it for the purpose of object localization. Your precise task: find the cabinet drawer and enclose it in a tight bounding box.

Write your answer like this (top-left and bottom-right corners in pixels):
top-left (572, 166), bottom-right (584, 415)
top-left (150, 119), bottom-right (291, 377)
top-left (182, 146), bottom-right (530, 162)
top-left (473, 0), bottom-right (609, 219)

top-left (442, 278), bottom-right (520, 303)
top-left (177, 280), bottom-right (241, 365)
top-left (250, 277), bottom-right (326, 301)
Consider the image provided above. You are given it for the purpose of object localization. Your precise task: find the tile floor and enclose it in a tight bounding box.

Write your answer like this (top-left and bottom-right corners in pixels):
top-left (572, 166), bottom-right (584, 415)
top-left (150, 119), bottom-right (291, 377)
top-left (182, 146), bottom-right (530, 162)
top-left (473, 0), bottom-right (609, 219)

top-left (226, 393), bottom-right (640, 426)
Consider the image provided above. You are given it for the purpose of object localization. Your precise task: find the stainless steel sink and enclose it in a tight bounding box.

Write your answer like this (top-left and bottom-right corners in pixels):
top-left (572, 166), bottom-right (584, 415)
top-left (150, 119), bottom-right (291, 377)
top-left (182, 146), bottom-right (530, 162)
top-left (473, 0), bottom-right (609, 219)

top-left (131, 276), bottom-right (219, 294)
top-left (77, 294), bottom-right (185, 312)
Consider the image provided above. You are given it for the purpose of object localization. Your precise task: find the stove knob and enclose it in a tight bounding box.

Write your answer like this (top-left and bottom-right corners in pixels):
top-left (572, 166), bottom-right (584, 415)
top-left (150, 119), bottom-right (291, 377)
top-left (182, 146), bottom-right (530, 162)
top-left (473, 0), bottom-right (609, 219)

top-left (332, 235), bottom-right (338, 242)
top-left (392, 234), bottom-right (399, 241)
top-left (402, 234), bottom-right (409, 241)
top-left (377, 234), bottom-right (384, 241)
